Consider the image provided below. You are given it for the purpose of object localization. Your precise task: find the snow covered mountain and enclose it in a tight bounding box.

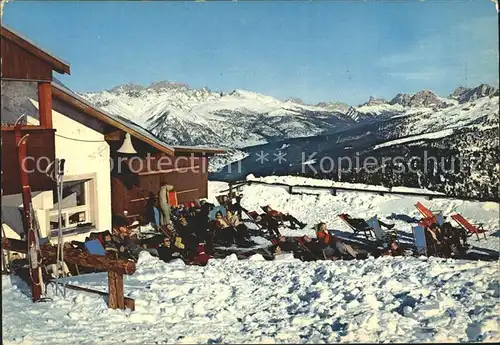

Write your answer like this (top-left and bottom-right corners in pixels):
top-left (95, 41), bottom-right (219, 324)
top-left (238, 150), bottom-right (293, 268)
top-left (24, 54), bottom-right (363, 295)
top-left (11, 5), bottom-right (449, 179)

top-left (81, 82), bottom-right (357, 148)
top-left (81, 81), bottom-right (499, 198)
top-left (81, 82), bottom-right (498, 149)
top-left (213, 91), bottom-right (499, 200)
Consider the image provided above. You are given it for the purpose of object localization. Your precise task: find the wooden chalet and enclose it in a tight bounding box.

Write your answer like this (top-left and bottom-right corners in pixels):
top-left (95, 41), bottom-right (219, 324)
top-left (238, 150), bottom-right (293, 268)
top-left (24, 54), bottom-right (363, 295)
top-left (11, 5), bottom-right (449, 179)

top-left (1, 24), bottom-right (70, 195)
top-left (51, 83), bottom-right (225, 221)
top-left (1, 24), bottom-right (224, 241)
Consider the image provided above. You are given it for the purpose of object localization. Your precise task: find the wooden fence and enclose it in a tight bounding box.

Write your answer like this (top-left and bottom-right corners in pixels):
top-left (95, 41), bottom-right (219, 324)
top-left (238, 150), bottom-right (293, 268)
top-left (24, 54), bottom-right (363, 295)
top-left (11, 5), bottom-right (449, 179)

top-left (216, 179), bottom-right (494, 202)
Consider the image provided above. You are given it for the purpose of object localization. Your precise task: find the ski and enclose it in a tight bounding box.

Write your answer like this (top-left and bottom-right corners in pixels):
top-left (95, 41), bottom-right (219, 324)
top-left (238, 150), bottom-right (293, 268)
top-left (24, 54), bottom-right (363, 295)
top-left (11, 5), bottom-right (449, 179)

top-left (14, 118), bottom-right (44, 302)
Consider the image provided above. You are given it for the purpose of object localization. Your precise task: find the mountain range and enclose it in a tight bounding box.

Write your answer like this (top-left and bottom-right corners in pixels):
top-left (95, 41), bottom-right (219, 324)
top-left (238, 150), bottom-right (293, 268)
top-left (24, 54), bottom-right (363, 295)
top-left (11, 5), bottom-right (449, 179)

top-left (81, 82), bottom-right (499, 200)
top-left (81, 82), bottom-right (498, 147)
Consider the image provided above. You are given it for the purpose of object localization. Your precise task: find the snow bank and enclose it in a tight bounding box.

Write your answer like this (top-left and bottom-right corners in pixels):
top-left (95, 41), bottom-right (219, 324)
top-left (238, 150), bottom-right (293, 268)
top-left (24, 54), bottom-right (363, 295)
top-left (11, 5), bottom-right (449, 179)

top-left (219, 177), bottom-right (498, 252)
top-left (3, 255), bottom-right (499, 344)
top-left (2, 178), bottom-right (498, 344)
top-left (373, 129), bottom-right (455, 150)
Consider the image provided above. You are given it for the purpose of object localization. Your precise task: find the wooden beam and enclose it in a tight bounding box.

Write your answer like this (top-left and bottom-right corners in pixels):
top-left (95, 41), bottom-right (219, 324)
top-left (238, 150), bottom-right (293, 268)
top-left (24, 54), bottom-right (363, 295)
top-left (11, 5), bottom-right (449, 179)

top-left (2, 238), bottom-right (136, 275)
top-left (137, 166), bottom-right (201, 176)
top-left (54, 282), bottom-right (135, 311)
top-left (38, 82), bottom-right (53, 128)
top-left (108, 271), bottom-right (125, 310)
top-left (105, 130), bottom-right (123, 141)
top-left (1, 126), bottom-right (51, 132)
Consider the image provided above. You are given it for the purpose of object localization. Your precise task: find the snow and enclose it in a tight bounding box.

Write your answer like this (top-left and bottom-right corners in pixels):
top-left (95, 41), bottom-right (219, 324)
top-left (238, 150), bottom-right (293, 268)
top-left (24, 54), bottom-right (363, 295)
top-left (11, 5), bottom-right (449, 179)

top-left (246, 174), bottom-right (446, 195)
top-left (3, 255), bottom-right (499, 343)
top-left (2, 178), bottom-right (499, 344)
top-left (373, 129), bottom-right (455, 150)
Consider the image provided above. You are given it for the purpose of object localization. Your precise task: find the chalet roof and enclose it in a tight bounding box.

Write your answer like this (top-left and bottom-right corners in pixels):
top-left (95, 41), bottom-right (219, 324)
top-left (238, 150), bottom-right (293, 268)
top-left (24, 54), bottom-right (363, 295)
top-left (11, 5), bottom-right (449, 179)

top-left (51, 83), bottom-right (225, 156)
top-left (1, 24), bottom-right (71, 75)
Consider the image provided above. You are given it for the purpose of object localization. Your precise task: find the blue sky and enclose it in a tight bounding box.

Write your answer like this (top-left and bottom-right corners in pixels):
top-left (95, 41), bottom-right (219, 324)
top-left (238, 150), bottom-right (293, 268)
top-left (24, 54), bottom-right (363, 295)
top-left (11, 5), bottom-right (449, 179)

top-left (3, 0), bottom-right (498, 105)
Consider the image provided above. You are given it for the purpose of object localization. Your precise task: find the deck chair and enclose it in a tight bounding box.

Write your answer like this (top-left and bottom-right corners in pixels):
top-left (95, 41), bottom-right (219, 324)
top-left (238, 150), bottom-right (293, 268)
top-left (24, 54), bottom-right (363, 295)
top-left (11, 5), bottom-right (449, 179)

top-left (451, 213), bottom-right (487, 240)
top-left (338, 214), bottom-right (373, 239)
top-left (415, 202), bottom-right (445, 222)
top-left (412, 225), bottom-right (427, 256)
top-left (415, 202), bottom-right (435, 218)
top-left (167, 191), bottom-right (178, 206)
top-left (209, 206), bottom-right (227, 220)
top-left (84, 239), bottom-right (106, 256)
top-left (367, 215), bottom-right (395, 244)
top-left (242, 210), bottom-right (264, 230)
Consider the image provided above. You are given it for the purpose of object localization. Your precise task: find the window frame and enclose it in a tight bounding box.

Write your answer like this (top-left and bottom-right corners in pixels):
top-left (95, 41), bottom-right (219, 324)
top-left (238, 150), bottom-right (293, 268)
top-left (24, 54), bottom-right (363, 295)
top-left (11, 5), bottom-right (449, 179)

top-left (48, 174), bottom-right (98, 236)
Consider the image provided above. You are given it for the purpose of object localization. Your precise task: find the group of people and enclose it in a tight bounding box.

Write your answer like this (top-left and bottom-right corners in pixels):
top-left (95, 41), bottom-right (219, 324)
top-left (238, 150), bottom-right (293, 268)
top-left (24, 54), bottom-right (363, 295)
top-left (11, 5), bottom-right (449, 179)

top-left (82, 195), bottom-right (261, 265)
top-left (424, 221), bottom-right (468, 258)
top-left (71, 188), bottom-right (470, 269)
top-left (271, 221), bottom-right (404, 261)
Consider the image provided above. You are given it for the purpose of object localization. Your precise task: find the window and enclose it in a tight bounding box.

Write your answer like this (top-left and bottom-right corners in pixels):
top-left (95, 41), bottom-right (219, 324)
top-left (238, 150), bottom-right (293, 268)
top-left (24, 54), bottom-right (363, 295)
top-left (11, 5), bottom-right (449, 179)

top-left (49, 179), bottom-right (94, 233)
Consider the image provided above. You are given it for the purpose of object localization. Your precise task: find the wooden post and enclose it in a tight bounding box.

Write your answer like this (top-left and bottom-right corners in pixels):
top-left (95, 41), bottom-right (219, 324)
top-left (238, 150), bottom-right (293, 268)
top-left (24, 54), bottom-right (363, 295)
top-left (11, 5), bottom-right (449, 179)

top-left (331, 189), bottom-right (337, 196)
top-left (108, 271), bottom-right (125, 310)
top-left (288, 185), bottom-right (293, 194)
top-left (38, 82), bottom-right (52, 128)
top-left (229, 182), bottom-right (233, 198)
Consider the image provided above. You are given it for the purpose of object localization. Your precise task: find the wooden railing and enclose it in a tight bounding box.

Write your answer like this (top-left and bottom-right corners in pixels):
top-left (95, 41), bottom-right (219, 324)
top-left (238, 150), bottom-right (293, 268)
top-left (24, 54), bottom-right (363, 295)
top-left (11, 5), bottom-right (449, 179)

top-left (2, 237), bottom-right (136, 310)
top-left (216, 179), bottom-right (494, 202)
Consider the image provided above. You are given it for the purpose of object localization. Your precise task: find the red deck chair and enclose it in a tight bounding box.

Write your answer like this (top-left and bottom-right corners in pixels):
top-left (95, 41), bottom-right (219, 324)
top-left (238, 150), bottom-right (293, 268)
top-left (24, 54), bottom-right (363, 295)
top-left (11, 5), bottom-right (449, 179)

top-left (168, 191), bottom-right (178, 206)
top-left (415, 202), bottom-right (435, 219)
top-left (451, 213), bottom-right (487, 240)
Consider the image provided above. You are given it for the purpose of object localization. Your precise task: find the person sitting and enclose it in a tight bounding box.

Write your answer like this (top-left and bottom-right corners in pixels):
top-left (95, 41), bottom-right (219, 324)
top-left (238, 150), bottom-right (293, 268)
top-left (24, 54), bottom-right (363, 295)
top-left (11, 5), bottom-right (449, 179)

top-left (113, 220), bottom-right (158, 260)
top-left (265, 205), bottom-right (307, 230)
top-left (296, 236), bottom-right (323, 261)
top-left (213, 211), bottom-right (236, 246)
top-left (226, 210), bottom-right (253, 247)
top-left (316, 222), bottom-right (359, 259)
top-left (272, 236), bottom-right (299, 256)
top-left (441, 222), bottom-right (466, 258)
top-left (382, 240), bottom-right (404, 257)
top-left (344, 214), bottom-right (394, 230)
top-left (102, 232), bottom-right (120, 258)
top-left (425, 223), bottom-right (444, 256)
top-left (189, 243), bottom-right (212, 266)
top-left (157, 236), bottom-right (181, 263)
top-left (177, 217), bottom-right (198, 249)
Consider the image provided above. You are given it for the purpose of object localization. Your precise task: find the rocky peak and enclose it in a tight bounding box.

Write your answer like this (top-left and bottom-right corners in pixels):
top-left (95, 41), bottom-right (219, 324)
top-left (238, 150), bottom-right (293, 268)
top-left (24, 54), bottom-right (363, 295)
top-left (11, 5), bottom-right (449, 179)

top-left (108, 83), bottom-right (145, 94)
top-left (148, 80), bottom-right (189, 92)
top-left (450, 86), bottom-right (469, 100)
top-left (457, 84), bottom-right (498, 104)
top-left (389, 93), bottom-right (413, 106)
top-left (286, 97), bottom-right (305, 105)
top-left (363, 96), bottom-right (387, 106)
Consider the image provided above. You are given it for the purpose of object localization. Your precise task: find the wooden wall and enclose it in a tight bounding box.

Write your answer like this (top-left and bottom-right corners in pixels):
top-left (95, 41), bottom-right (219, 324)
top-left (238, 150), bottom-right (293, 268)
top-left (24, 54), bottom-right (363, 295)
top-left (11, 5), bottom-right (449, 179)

top-left (110, 155), bottom-right (209, 219)
top-left (1, 36), bottom-right (53, 81)
top-left (1, 128), bottom-right (56, 195)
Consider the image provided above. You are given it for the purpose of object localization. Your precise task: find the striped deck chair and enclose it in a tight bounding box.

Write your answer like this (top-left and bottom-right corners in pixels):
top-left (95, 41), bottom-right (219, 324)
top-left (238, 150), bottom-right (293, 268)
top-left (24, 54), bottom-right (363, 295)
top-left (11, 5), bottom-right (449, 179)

top-left (412, 225), bottom-right (427, 256)
top-left (367, 215), bottom-right (395, 244)
top-left (338, 214), bottom-right (373, 239)
top-left (415, 202), bottom-right (435, 218)
top-left (451, 213), bottom-right (487, 240)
